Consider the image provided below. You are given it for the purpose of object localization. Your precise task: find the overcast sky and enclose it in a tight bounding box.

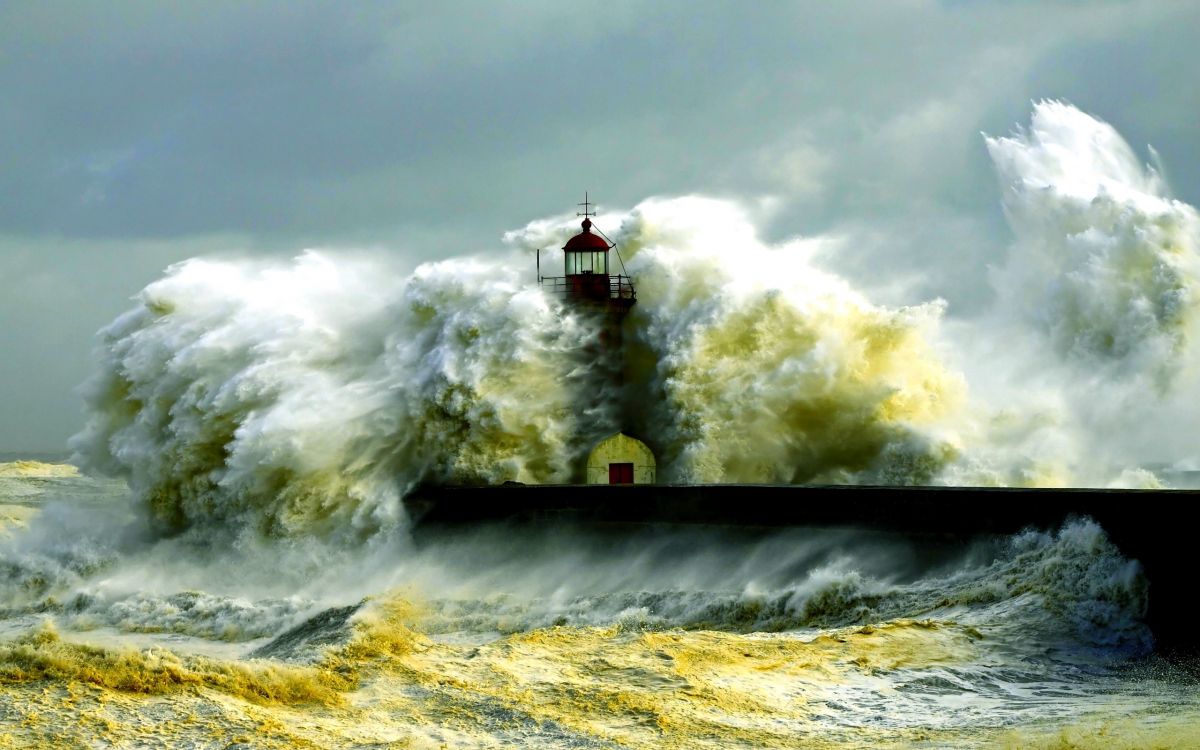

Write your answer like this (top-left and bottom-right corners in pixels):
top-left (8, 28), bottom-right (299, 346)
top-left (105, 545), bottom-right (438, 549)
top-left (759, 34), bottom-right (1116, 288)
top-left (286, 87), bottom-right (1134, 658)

top-left (2, 0), bottom-right (1199, 451)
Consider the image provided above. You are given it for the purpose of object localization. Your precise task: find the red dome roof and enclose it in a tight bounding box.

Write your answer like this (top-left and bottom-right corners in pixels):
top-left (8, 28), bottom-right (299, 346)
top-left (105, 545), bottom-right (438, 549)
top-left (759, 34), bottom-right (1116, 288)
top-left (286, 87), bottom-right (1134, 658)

top-left (563, 218), bottom-right (610, 252)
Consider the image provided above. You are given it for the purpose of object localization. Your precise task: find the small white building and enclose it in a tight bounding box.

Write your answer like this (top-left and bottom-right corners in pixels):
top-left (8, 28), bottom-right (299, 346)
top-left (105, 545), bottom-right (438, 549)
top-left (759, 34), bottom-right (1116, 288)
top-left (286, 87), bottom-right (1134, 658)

top-left (586, 433), bottom-right (656, 485)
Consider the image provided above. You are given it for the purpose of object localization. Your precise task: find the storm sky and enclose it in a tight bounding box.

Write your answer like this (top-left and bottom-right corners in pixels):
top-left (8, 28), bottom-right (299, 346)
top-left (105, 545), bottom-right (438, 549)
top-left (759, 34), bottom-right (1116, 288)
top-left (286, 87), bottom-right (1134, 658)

top-left (2, 0), bottom-right (1199, 451)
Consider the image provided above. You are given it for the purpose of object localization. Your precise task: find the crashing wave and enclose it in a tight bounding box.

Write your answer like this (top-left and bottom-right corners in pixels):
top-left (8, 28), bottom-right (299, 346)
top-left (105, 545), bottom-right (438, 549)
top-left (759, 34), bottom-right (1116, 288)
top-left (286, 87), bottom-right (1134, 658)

top-left (67, 102), bottom-right (1200, 539)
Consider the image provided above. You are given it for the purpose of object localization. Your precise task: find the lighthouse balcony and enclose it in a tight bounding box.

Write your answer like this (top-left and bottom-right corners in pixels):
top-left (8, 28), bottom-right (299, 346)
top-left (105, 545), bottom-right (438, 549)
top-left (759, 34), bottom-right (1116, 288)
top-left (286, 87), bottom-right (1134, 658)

top-left (539, 274), bottom-right (637, 305)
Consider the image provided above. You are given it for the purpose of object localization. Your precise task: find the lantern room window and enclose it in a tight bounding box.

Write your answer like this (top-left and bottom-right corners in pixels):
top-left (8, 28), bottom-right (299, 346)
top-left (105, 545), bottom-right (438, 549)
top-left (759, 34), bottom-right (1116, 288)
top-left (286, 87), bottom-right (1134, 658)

top-left (565, 251), bottom-right (608, 275)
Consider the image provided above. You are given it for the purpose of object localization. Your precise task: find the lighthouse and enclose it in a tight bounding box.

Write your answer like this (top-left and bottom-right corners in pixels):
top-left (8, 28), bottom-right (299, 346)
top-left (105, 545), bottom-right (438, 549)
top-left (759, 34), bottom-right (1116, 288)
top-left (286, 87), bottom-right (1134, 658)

top-left (538, 195), bottom-right (655, 485)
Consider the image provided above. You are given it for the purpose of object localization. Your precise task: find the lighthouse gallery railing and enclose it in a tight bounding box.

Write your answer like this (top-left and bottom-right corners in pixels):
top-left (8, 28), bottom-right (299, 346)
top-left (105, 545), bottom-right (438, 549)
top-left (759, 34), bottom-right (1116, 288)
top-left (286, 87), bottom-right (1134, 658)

top-left (538, 275), bottom-right (637, 302)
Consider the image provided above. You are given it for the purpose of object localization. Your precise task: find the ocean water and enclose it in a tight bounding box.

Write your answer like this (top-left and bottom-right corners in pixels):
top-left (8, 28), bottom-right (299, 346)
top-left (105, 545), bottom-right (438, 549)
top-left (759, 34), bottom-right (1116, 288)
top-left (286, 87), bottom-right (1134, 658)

top-left (0, 461), bottom-right (1196, 749)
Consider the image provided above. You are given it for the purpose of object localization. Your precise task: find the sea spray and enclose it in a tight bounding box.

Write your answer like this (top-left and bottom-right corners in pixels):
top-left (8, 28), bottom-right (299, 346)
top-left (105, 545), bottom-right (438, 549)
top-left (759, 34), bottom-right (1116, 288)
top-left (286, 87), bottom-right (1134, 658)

top-left (68, 102), bottom-right (1200, 541)
top-left (74, 212), bottom-right (964, 538)
top-left (986, 100), bottom-right (1200, 380)
top-left (70, 254), bottom-right (600, 539)
top-left (950, 101), bottom-right (1200, 486)
top-left (615, 196), bottom-right (963, 484)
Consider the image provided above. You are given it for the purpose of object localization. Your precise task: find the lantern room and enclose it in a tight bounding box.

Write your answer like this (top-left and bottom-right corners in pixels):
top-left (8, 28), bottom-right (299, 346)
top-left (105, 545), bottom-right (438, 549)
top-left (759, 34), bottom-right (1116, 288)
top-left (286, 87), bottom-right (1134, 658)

top-left (563, 217), bottom-right (609, 276)
top-left (562, 217), bottom-right (616, 303)
top-left (538, 195), bottom-right (636, 311)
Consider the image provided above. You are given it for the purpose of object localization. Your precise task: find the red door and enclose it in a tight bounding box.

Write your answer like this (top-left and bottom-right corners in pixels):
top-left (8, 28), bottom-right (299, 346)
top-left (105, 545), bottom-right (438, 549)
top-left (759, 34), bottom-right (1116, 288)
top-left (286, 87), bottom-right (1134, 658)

top-left (609, 463), bottom-right (634, 485)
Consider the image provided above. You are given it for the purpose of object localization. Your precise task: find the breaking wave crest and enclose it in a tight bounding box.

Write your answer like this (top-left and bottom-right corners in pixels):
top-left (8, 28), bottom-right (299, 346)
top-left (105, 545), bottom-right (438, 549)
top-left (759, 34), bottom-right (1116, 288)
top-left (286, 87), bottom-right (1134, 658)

top-left (400, 519), bottom-right (1148, 659)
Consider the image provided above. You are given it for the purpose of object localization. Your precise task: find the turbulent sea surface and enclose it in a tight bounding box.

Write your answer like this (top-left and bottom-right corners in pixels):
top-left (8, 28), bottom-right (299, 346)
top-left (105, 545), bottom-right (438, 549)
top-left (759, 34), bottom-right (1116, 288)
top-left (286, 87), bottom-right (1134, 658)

top-left (1, 461), bottom-right (1197, 749)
